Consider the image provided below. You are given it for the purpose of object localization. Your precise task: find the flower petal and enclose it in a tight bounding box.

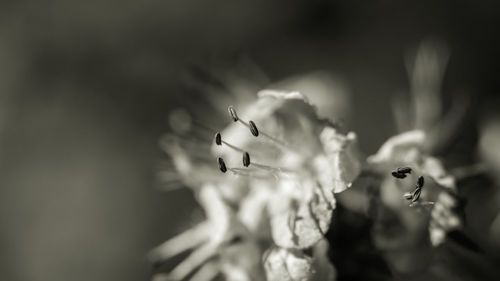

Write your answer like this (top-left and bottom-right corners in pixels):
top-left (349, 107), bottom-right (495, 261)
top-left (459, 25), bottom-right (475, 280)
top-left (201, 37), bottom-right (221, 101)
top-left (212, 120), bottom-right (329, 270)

top-left (167, 242), bottom-right (218, 281)
top-left (311, 239), bottom-right (336, 281)
top-left (148, 221), bottom-right (211, 263)
top-left (421, 157), bottom-right (456, 190)
top-left (429, 191), bottom-right (463, 246)
top-left (264, 247), bottom-right (315, 281)
top-left (269, 182), bottom-right (333, 249)
top-left (220, 240), bottom-right (266, 281)
top-left (188, 261), bottom-right (220, 281)
top-left (315, 127), bottom-right (361, 194)
top-left (367, 130), bottom-right (426, 167)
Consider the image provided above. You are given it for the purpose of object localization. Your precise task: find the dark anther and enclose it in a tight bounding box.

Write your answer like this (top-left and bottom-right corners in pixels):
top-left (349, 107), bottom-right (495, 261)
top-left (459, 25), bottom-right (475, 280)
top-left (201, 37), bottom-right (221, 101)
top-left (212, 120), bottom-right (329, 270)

top-left (228, 106), bottom-right (239, 122)
top-left (397, 167), bottom-right (412, 174)
top-left (412, 187), bottom-right (422, 202)
top-left (249, 120), bottom-right (259, 137)
top-left (417, 176), bottom-right (424, 188)
top-left (218, 157), bottom-right (227, 173)
top-left (391, 171), bottom-right (407, 179)
top-left (215, 132), bottom-right (222, 145)
top-left (243, 152), bottom-right (251, 167)
top-left (392, 166), bottom-right (412, 179)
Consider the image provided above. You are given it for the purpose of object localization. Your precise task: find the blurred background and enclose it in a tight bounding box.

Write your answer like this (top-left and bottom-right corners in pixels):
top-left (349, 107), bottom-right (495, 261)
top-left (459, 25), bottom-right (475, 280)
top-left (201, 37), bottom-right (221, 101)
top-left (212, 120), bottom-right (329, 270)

top-left (1, 1), bottom-right (500, 281)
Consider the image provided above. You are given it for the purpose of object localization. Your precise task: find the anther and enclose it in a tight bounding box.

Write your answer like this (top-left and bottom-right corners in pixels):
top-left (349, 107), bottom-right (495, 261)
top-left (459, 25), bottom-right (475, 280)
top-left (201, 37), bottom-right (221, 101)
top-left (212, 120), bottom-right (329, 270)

top-left (403, 192), bottom-right (414, 200)
top-left (243, 152), bottom-right (251, 167)
top-left (392, 167), bottom-right (412, 179)
top-left (397, 167), bottom-right (412, 174)
top-left (228, 106), bottom-right (239, 122)
top-left (411, 187), bottom-right (422, 202)
top-left (218, 157), bottom-right (227, 173)
top-left (249, 120), bottom-right (259, 137)
top-left (417, 176), bottom-right (424, 188)
top-left (228, 106), bottom-right (290, 150)
top-left (391, 171), bottom-right (407, 179)
top-left (215, 132), bottom-right (222, 145)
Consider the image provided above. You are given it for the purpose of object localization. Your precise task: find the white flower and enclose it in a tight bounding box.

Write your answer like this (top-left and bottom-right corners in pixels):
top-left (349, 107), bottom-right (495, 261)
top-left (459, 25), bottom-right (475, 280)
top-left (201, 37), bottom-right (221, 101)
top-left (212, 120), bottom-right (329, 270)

top-left (369, 40), bottom-right (469, 248)
top-left (155, 70), bottom-right (359, 280)
top-left (368, 130), bottom-right (462, 246)
top-left (214, 90), bottom-right (361, 248)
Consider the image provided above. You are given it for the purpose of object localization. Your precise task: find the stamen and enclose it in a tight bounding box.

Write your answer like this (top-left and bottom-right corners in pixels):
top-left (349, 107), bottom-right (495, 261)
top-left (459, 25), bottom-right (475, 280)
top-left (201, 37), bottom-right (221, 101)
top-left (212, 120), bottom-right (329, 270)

top-left (213, 132), bottom-right (247, 153)
top-left (397, 167), bottom-right (412, 174)
top-left (227, 106), bottom-right (291, 150)
top-left (403, 192), bottom-right (413, 200)
top-left (392, 166), bottom-right (412, 179)
top-left (218, 157), bottom-right (227, 173)
top-left (251, 162), bottom-right (284, 173)
top-left (214, 132), bottom-right (222, 145)
top-left (391, 171), bottom-right (407, 179)
top-left (411, 187), bottom-right (422, 202)
top-left (249, 120), bottom-right (259, 137)
top-left (228, 105), bottom-right (239, 122)
top-left (417, 176), bottom-right (424, 188)
top-left (243, 152), bottom-right (251, 167)
top-left (228, 168), bottom-right (276, 179)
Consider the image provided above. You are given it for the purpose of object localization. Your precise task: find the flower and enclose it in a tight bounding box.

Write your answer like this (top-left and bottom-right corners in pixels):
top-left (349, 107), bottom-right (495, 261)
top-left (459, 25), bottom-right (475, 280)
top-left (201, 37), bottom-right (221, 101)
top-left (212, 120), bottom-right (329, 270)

top-left (368, 130), bottom-right (461, 247)
top-left (214, 90), bottom-right (361, 249)
top-left (153, 85), bottom-right (361, 280)
top-left (368, 40), bottom-right (467, 250)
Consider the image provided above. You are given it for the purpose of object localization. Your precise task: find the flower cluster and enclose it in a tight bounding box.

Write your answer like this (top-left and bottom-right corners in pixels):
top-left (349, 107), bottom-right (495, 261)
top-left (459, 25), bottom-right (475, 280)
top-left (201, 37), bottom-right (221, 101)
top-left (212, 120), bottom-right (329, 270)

top-left (152, 90), bottom-right (361, 281)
